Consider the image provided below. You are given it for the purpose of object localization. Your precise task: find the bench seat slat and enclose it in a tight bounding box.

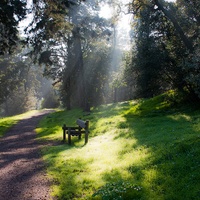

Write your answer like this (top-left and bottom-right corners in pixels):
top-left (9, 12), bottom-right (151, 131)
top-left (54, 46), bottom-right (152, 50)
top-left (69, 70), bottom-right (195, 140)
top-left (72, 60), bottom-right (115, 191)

top-left (63, 126), bottom-right (79, 130)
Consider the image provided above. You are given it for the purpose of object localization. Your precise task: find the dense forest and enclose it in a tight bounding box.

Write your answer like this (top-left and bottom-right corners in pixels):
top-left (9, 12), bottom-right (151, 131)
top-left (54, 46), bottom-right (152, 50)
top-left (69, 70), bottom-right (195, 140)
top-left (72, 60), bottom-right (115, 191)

top-left (0, 0), bottom-right (199, 116)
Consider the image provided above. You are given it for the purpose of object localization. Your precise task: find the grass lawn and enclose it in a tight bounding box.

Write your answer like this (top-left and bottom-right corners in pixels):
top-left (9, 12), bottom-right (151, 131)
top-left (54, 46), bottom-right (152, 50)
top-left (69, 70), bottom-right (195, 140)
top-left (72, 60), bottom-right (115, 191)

top-left (1, 91), bottom-right (199, 199)
top-left (36, 91), bottom-right (200, 200)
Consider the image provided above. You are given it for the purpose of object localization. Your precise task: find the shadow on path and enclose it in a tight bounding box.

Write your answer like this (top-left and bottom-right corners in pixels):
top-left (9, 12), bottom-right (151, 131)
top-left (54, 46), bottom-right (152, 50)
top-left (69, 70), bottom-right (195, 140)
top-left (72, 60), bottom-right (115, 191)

top-left (0, 110), bottom-right (55, 200)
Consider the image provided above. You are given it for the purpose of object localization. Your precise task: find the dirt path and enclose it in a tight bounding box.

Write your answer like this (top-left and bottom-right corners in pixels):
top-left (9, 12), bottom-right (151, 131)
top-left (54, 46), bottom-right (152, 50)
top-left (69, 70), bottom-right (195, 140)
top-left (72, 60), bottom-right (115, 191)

top-left (0, 110), bottom-right (55, 200)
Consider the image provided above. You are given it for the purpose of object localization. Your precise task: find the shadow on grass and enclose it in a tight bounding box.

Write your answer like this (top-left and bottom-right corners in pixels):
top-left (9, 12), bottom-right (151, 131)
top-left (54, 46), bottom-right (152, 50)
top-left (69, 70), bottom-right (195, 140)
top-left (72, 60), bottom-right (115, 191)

top-left (114, 108), bottom-right (200, 199)
top-left (37, 103), bottom-right (200, 199)
top-left (91, 100), bottom-right (200, 199)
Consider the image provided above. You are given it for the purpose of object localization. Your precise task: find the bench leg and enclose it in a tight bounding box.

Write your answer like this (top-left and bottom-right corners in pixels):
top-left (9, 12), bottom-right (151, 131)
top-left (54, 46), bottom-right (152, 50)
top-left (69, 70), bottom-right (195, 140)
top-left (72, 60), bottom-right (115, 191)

top-left (68, 133), bottom-right (71, 144)
top-left (78, 127), bottom-right (81, 140)
top-left (68, 128), bottom-right (71, 144)
top-left (63, 129), bottom-right (66, 141)
top-left (85, 131), bottom-right (88, 144)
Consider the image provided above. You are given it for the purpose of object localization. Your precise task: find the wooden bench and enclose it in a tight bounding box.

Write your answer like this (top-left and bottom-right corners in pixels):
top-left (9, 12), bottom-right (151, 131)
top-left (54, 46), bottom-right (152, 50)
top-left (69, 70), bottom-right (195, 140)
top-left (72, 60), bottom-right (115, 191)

top-left (62, 119), bottom-right (89, 144)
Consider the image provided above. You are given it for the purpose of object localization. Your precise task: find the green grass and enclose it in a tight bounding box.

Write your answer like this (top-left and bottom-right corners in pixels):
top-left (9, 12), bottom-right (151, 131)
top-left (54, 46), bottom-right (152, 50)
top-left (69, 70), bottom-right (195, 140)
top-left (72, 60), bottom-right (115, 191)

top-left (22, 92), bottom-right (200, 199)
top-left (0, 110), bottom-right (40, 137)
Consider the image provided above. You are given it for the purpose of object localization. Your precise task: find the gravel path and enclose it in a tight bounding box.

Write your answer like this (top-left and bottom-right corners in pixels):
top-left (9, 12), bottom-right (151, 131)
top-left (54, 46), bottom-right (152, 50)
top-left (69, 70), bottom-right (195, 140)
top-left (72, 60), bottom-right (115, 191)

top-left (0, 110), bottom-right (55, 200)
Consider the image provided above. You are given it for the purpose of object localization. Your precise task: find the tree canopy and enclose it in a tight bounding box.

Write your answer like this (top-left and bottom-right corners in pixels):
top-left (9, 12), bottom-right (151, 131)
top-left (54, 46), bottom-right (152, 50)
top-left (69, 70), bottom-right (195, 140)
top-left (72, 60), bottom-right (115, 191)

top-left (0, 0), bottom-right (27, 54)
top-left (0, 0), bottom-right (200, 115)
top-left (127, 0), bottom-right (200, 99)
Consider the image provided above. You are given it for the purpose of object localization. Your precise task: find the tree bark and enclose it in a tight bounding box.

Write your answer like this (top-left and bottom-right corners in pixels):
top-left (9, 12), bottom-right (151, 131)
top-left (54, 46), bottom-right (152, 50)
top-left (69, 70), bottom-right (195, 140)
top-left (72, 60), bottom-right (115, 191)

top-left (72, 26), bottom-right (88, 111)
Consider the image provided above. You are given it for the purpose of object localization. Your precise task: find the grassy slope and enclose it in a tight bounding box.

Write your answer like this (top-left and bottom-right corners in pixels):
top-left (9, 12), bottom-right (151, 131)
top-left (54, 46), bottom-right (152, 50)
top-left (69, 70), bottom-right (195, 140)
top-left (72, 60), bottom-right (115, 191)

top-left (2, 91), bottom-right (199, 200)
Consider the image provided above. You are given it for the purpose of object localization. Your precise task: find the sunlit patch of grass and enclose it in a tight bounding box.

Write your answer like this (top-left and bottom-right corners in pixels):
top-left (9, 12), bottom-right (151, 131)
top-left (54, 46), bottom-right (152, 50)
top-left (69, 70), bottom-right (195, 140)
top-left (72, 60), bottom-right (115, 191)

top-left (0, 110), bottom-right (39, 137)
top-left (41, 128), bottom-right (144, 199)
top-left (37, 91), bottom-right (200, 199)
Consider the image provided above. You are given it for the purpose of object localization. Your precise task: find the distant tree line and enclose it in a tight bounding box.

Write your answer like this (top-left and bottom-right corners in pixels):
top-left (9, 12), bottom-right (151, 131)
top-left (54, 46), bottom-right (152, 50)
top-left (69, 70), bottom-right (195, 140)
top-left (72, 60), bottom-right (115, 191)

top-left (0, 0), bottom-right (199, 115)
top-left (0, 50), bottom-right (59, 116)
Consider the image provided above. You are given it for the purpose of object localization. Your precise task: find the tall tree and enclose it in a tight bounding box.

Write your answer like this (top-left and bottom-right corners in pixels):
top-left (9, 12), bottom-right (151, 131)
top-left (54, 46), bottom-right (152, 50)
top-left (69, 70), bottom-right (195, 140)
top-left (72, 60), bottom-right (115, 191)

top-left (33, 0), bottom-right (112, 110)
top-left (0, 54), bottom-right (27, 105)
top-left (132, 6), bottom-right (168, 97)
top-left (127, 0), bottom-right (200, 99)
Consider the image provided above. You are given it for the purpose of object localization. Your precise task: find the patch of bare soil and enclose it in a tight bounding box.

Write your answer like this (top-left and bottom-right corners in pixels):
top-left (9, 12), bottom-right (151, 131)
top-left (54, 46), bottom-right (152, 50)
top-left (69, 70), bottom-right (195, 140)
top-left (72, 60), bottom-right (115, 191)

top-left (0, 110), bottom-right (56, 200)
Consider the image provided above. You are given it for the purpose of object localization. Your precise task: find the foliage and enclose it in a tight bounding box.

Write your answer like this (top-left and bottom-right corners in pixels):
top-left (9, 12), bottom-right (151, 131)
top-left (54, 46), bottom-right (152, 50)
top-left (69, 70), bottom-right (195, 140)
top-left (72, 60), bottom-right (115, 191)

top-left (126, 0), bottom-right (200, 100)
top-left (41, 91), bottom-right (60, 109)
top-left (25, 0), bottom-right (113, 110)
top-left (133, 7), bottom-right (168, 97)
top-left (182, 48), bottom-right (200, 99)
top-left (83, 41), bottom-right (112, 106)
top-left (0, 0), bottom-right (26, 54)
top-left (0, 54), bottom-right (28, 105)
top-left (1, 0), bottom-right (200, 111)
top-left (0, 50), bottom-right (57, 116)
top-left (128, 1), bottom-right (182, 98)
top-left (36, 91), bottom-right (200, 199)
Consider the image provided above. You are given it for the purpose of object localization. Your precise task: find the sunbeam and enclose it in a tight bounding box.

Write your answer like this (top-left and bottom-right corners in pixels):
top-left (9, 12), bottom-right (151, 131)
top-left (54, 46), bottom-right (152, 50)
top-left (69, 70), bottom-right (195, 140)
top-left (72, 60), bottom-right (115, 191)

top-left (99, 0), bottom-right (132, 103)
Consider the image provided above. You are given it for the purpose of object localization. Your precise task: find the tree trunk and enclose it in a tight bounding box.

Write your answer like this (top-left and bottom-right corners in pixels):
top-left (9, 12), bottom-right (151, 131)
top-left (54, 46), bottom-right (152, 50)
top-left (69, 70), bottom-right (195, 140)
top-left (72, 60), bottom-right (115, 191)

top-left (72, 26), bottom-right (88, 111)
top-left (66, 78), bottom-right (71, 110)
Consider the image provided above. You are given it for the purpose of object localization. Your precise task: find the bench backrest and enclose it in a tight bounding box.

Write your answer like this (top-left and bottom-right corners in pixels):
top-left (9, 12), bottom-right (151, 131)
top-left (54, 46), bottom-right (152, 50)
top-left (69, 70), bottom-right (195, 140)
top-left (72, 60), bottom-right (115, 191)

top-left (76, 119), bottom-right (89, 129)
